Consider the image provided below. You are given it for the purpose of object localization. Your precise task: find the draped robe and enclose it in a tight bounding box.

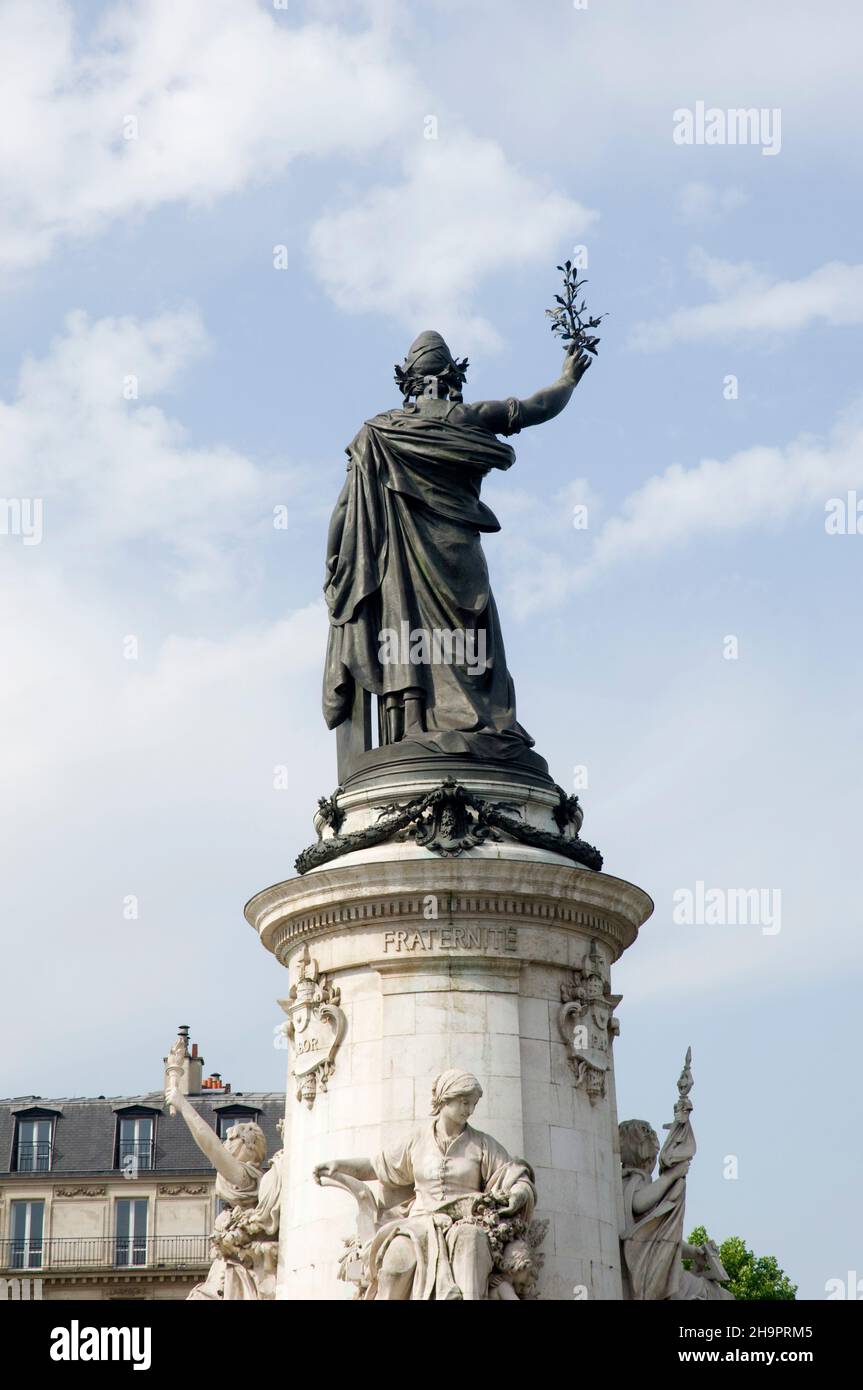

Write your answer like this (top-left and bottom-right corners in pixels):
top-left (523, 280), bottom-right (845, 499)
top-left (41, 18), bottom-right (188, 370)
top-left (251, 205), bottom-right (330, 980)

top-left (620, 1167), bottom-right (688, 1301)
top-left (364, 1120), bottom-right (536, 1301)
top-left (323, 399), bottom-right (534, 759)
top-left (620, 1109), bottom-right (730, 1301)
top-left (188, 1153), bottom-right (283, 1301)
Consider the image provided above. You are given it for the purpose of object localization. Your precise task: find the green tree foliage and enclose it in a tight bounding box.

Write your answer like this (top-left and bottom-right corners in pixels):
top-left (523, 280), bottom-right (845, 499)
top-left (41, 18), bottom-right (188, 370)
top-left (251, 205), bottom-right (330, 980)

top-left (687, 1225), bottom-right (797, 1301)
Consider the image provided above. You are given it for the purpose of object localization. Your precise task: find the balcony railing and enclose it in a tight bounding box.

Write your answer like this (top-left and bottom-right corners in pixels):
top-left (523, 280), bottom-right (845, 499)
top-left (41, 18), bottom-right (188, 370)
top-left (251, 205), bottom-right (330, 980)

top-left (116, 1139), bottom-right (156, 1172)
top-left (0, 1235), bottom-right (209, 1272)
top-left (15, 1142), bottom-right (53, 1173)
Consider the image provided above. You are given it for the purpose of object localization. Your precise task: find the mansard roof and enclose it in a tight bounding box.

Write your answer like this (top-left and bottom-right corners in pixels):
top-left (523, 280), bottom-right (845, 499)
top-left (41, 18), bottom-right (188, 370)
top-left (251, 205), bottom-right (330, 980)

top-left (0, 1091), bottom-right (284, 1176)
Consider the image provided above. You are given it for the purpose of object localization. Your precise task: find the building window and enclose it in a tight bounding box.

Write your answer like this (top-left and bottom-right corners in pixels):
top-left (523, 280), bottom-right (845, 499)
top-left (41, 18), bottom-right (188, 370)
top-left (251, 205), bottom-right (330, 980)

top-left (115, 1199), bottom-right (148, 1267)
top-left (117, 1115), bottom-right (155, 1172)
top-left (15, 1116), bottom-right (53, 1172)
top-left (216, 1109), bottom-right (258, 1139)
top-left (11, 1200), bottom-right (44, 1269)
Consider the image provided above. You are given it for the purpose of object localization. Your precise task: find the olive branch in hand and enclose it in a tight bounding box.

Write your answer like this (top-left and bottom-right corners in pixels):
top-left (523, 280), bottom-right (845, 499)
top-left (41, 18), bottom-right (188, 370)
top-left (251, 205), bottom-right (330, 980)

top-left (546, 260), bottom-right (606, 356)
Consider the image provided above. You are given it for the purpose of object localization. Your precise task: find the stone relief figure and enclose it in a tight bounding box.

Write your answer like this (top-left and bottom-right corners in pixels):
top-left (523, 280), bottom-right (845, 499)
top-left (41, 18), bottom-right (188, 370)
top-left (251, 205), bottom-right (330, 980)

top-left (313, 1069), bottom-right (540, 1300)
top-left (618, 1049), bottom-right (733, 1301)
top-left (166, 1082), bottom-right (283, 1300)
top-left (323, 332), bottom-right (592, 764)
top-left (486, 1219), bottom-right (549, 1300)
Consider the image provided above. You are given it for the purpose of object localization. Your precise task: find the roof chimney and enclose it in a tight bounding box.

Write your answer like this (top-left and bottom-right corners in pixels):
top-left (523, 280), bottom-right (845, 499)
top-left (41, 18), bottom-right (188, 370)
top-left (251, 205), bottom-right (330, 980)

top-left (201, 1071), bottom-right (231, 1092)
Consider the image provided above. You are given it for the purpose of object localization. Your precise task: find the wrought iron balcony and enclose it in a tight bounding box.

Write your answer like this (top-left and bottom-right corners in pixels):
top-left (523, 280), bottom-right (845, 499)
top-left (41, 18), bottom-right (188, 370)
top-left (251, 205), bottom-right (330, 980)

top-left (0, 1235), bottom-right (209, 1272)
top-left (116, 1139), bottom-right (156, 1171)
top-left (15, 1141), bottom-right (53, 1173)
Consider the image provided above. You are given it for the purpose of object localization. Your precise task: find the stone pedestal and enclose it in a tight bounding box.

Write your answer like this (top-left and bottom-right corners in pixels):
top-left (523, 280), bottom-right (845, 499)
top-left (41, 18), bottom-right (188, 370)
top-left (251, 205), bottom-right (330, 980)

top-left (246, 847), bottom-right (652, 1301)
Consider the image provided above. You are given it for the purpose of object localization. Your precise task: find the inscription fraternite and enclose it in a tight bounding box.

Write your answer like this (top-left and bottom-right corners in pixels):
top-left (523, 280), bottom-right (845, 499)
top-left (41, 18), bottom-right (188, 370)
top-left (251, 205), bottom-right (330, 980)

top-left (383, 926), bottom-right (518, 953)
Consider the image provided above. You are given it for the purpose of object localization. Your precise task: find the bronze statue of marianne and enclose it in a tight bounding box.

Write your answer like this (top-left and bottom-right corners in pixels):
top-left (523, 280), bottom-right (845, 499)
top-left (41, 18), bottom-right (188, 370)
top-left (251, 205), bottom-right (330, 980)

top-left (322, 330), bottom-right (592, 775)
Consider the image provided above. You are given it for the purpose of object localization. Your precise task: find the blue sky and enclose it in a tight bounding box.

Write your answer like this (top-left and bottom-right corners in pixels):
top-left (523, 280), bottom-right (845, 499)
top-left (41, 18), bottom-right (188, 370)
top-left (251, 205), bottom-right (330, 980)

top-left (1, 0), bottom-right (861, 1299)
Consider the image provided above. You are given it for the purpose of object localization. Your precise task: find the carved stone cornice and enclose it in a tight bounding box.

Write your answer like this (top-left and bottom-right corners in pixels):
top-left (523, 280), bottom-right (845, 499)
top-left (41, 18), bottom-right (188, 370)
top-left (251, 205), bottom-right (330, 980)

top-left (247, 858), bottom-right (652, 975)
top-left (271, 893), bottom-right (628, 959)
top-left (37, 1271), bottom-right (206, 1286)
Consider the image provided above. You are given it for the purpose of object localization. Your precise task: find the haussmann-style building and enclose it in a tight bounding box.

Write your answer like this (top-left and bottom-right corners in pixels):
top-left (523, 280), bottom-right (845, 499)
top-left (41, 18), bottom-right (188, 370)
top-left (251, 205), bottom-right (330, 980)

top-left (0, 1028), bottom-right (283, 1300)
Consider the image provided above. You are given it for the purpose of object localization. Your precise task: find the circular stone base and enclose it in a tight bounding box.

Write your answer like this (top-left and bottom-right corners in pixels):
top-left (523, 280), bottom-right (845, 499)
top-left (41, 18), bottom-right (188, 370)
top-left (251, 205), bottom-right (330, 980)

top-left (341, 741), bottom-right (554, 789)
top-left (246, 854), bottom-right (653, 1301)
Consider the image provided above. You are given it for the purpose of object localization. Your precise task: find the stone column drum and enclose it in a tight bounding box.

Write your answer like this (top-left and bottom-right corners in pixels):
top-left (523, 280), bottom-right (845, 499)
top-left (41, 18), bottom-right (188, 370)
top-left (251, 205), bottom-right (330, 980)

top-left (246, 850), bottom-right (652, 1301)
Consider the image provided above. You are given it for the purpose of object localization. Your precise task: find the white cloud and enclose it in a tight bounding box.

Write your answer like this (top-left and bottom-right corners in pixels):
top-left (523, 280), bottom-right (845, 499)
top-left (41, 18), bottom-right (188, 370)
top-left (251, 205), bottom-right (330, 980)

top-left (0, 566), bottom-right (325, 799)
top-left (675, 182), bottom-right (748, 225)
top-left (401, 0), bottom-right (863, 172)
top-left (0, 306), bottom-right (292, 596)
top-left (0, 557), bottom-right (331, 1095)
top-left (0, 0), bottom-right (417, 277)
top-left (0, 298), bottom-right (326, 798)
top-left (631, 251), bottom-right (863, 349)
top-left (486, 476), bottom-right (601, 615)
top-left (308, 132), bottom-right (597, 350)
top-left (496, 407), bottom-right (863, 614)
top-left (586, 418), bottom-right (863, 577)
top-left (0, 301), bottom-right (330, 1096)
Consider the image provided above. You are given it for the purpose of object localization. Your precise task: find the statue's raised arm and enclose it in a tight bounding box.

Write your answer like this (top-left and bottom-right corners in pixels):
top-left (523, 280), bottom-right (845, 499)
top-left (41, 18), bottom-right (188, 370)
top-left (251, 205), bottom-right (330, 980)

top-left (165, 1081), bottom-right (257, 1190)
top-left (464, 346), bottom-right (592, 436)
top-left (165, 1069), bottom-right (283, 1301)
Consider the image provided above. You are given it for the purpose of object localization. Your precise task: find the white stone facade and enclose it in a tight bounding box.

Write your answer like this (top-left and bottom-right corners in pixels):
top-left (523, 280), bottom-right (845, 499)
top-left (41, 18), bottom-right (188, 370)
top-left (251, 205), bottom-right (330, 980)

top-left (246, 854), bottom-right (653, 1301)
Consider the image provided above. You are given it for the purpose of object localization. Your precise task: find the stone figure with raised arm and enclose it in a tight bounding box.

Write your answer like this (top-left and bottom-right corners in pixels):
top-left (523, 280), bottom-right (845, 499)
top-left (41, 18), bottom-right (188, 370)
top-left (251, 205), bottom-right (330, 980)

top-left (313, 1069), bottom-right (539, 1300)
top-left (165, 1078), bottom-right (283, 1300)
top-left (618, 1048), bottom-right (733, 1301)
